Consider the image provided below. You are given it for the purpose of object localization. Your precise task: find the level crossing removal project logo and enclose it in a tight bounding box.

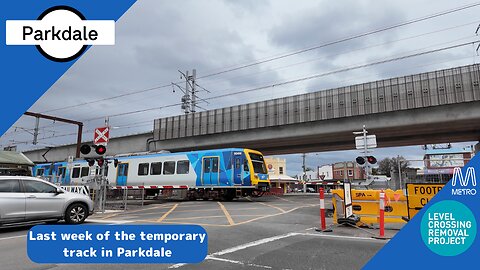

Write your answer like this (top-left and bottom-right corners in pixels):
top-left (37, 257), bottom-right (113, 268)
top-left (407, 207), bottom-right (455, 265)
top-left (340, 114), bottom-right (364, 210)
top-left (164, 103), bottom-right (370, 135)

top-left (419, 167), bottom-right (477, 256)
top-left (6, 6), bottom-right (115, 62)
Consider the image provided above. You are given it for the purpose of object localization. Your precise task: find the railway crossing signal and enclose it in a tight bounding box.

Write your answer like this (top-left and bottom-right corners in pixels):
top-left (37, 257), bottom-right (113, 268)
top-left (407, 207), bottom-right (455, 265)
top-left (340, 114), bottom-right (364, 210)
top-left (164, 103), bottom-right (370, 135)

top-left (94, 126), bottom-right (110, 145)
top-left (95, 145), bottom-right (106, 155)
top-left (356, 156), bottom-right (377, 166)
top-left (80, 144), bottom-right (107, 156)
top-left (80, 144), bottom-right (91, 155)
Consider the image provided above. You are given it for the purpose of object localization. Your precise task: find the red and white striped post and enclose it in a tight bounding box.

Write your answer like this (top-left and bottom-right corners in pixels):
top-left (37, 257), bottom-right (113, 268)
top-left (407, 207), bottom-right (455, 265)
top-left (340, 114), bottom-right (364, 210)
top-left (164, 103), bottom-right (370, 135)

top-left (315, 187), bottom-right (332, 232)
top-left (319, 187), bottom-right (326, 230)
top-left (379, 190), bottom-right (385, 238)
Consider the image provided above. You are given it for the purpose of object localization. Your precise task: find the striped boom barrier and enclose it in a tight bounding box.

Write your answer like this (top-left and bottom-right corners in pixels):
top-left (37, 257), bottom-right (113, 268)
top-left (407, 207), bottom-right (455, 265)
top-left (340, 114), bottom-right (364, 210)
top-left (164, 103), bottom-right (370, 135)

top-left (109, 185), bottom-right (188, 190)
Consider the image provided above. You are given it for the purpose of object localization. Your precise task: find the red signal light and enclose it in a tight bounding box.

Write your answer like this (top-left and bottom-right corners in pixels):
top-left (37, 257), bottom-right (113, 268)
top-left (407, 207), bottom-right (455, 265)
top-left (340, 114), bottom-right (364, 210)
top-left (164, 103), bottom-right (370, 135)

top-left (95, 145), bottom-right (107, 155)
top-left (97, 158), bottom-right (104, 167)
top-left (367, 156), bottom-right (377, 165)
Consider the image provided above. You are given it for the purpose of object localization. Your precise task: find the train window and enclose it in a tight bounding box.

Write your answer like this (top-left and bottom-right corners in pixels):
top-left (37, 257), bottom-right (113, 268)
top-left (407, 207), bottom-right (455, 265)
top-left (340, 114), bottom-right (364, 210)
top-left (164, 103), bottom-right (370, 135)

top-left (151, 162), bottom-right (162, 175)
top-left (249, 153), bottom-right (267, 174)
top-left (211, 157), bottom-right (219, 173)
top-left (36, 168), bottom-right (44, 176)
top-left (252, 161), bottom-right (267, 174)
top-left (57, 167), bottom-right (66, 177)
top-left (72, 168), bottom-right (80, 178)
top-left (203, 159), bottom-right (211, 172)
top-left (163, 161), bottom-right (175, 175)
top-left (235, 159), bottom-right (241, 169)
top-left (177, 160), bottom-right (190, 174)
top-left (243, 160), bottom-right (249, 171)
top-left (81, 167), bottom-right (90, 177)
top-left (138, 163), bottom-right (150, 176)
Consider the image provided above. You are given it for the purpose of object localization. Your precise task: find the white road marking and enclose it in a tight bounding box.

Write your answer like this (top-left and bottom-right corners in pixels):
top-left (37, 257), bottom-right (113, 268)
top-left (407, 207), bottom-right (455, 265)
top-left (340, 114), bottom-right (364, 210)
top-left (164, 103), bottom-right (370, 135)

top-left (207, 256), bottom-right (273, 269)
top-left (211, 232), bottom-right (298, 256)
top-left (0, 235), bottom-right (26, 241)
top-left (169, 227), bottom-right (382, 269)
top-left (296, 232), bottom-right (389, 242)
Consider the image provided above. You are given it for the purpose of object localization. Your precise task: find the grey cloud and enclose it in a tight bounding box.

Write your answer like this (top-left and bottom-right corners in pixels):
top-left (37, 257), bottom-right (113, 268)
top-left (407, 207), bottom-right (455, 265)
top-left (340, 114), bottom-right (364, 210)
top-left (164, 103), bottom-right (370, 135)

top-left (269, 1), bottom-right (405, 63)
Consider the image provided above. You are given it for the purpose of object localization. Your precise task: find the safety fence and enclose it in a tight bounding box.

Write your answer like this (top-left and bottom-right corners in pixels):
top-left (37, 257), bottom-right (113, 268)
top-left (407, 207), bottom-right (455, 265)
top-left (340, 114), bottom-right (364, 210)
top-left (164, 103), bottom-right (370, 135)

top-left (332, 189), bottom-right (408, 226)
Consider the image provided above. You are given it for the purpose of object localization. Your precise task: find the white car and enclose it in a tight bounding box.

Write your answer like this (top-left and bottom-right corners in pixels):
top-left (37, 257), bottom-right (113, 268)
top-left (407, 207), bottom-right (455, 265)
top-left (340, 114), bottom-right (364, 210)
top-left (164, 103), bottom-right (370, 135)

top-left (0, 176), bottom-right (94, 226)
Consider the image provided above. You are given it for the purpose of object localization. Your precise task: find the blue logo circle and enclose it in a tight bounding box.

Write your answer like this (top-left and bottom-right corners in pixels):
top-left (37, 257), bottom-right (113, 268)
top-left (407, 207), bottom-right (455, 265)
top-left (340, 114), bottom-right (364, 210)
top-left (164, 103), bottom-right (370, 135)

top-left (421, 200), bottom-right (476, 256)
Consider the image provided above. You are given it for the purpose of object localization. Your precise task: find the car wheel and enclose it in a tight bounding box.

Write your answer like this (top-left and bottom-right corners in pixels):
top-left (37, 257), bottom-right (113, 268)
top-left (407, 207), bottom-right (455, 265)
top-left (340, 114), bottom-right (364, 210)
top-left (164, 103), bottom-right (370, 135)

top-left (65, 203), bottom-right (88, 224)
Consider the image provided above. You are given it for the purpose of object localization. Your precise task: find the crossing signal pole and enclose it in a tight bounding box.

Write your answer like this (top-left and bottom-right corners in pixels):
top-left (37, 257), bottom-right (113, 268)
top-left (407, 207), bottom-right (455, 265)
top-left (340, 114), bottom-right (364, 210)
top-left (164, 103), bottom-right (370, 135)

top-left (354, 125), bottom-right (377, 181)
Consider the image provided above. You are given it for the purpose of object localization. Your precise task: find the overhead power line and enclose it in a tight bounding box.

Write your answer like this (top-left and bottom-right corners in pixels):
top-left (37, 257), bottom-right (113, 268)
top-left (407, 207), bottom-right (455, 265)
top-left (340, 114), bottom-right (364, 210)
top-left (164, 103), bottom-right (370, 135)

top-left (7, 52), bottom-right (477, 148)
top-left (37, 2), bottom-right (480, 114)
top-left (196, 1), bottom-right (480, 79)
top-left (80, 40), bottom-right (477, 121)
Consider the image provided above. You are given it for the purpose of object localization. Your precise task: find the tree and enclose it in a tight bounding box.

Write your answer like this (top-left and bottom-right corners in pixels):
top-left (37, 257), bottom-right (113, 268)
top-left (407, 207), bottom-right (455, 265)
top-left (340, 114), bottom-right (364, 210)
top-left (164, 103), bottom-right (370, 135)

top-left (377, 156), bottom-right (410, 177)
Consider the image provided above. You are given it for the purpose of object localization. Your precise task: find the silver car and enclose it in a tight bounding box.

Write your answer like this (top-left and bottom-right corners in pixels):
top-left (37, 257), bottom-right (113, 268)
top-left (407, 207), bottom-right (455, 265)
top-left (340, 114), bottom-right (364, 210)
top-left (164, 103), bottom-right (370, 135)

top-left (0, 176), bottom-right (94, 226)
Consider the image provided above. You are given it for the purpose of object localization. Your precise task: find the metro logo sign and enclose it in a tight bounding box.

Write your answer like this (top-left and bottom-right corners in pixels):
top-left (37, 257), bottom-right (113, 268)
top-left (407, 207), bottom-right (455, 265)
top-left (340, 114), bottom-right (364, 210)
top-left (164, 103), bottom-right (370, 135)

top-left (94, 127), bottom-right (109, 145)
top-left (451, 167), bottom-right (477, 196)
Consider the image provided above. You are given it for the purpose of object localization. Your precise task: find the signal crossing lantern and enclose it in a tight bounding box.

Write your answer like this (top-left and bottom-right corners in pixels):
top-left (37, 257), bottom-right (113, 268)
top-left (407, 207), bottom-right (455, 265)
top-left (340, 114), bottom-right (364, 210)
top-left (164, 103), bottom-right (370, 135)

top-left (97, 158), bottom-right (105, 167)
top-left (367, 156), bottom-right (377, 165)
top-left (80, 144), bottom-right (91, 155)
top-left (356, 156), bottom-right (377, 167)
top-left (86, 158), bottom-right (105, 167)
top-left (80, 144), bottom-right (107, 156)
top-left (95, 145), bottom-right (106, 155)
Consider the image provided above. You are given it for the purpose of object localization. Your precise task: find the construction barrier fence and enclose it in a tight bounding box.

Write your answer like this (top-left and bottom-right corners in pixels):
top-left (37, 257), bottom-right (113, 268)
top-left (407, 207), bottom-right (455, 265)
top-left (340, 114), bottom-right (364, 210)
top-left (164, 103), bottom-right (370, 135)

top-left (332, 189), bottom-right (408, 225)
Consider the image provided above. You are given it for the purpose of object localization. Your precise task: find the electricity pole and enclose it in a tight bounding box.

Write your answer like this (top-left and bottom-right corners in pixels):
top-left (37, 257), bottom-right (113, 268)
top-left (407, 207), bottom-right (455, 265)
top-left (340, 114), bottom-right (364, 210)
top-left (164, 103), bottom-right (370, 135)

top-left (302, 153), bottom-right (307, 193)
top-left (191, 69), bottom-right (197, 113)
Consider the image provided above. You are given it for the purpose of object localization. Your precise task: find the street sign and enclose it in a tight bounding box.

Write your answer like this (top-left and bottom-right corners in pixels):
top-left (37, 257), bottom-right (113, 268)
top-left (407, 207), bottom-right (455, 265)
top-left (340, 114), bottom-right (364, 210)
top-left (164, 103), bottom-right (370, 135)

top-left (355, 135), bottom-right (377, 149)
top-left (406, 183), bottom-right (445, 219)
top-left (94, 126), bottom-right (110, 145)
top-left (343, 181), bottom-right (353, 218)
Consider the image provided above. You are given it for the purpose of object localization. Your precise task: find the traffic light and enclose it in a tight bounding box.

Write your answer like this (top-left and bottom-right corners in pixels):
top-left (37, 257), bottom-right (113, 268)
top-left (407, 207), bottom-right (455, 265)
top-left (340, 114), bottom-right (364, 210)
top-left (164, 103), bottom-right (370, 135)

top-left (367, 156), bottom-right (377, 165)
top-left (80, 144), bottom-right (91, 155)
top-left (95, 145), bottom-right (107, 155)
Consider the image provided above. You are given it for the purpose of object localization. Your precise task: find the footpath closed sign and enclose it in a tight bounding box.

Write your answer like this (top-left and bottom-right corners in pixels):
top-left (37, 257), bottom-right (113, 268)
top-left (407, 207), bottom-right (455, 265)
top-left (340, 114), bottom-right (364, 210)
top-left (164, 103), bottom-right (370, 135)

top-left (406, 183), bottom-right (444, 219)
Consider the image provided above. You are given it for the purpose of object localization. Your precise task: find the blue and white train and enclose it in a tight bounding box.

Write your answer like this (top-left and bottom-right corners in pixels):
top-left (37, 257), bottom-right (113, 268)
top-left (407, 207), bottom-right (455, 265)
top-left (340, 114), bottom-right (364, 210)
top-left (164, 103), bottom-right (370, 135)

top-left (33, 148), bottom-right (270, 200)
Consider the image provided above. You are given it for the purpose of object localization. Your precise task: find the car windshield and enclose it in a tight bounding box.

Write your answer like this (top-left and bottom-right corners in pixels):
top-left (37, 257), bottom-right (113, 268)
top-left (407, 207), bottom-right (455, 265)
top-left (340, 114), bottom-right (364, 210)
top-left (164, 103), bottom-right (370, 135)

top-left (249, 153), bottom-right (267, 174)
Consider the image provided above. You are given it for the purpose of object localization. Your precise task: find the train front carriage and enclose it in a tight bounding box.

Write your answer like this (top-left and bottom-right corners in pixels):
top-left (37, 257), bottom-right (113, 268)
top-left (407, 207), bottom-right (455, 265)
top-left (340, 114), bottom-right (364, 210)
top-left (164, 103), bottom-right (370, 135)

top-left (32, 148), bottom-right (270, 201)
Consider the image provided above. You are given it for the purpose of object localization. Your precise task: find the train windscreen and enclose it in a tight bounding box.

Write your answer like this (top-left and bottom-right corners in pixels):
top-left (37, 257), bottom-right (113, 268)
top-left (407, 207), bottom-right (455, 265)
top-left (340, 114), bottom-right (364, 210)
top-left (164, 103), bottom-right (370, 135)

top-left (249, 153), bottom-right (267, 174)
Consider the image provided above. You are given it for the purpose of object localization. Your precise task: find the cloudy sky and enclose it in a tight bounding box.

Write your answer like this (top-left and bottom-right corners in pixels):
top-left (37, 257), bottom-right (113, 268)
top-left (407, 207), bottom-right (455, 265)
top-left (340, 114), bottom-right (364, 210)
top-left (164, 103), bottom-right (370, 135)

top-left (2, 0), bottom-right (479, 175)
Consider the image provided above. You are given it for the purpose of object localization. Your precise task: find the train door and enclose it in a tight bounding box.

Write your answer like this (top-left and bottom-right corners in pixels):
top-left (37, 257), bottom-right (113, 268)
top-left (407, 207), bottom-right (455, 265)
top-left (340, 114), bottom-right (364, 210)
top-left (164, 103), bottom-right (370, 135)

top-left (202, 157), bottom-right (219, 186)
top-left (233, 157), bottom-right (243, 185)
top-left (57, 167), bottom-right (67, 184)
top-left (116, 163), bottom-right (129, 186)
top-left (243, 159), bottom-right (251, 186)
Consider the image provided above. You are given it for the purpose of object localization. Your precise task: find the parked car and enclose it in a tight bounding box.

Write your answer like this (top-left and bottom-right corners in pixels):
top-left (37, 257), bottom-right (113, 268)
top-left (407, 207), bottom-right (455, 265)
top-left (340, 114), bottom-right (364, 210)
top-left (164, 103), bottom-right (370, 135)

top-left (0, 176), bottom-right (94, 226)
top-left (306, 187), bottom-right (316, 193)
